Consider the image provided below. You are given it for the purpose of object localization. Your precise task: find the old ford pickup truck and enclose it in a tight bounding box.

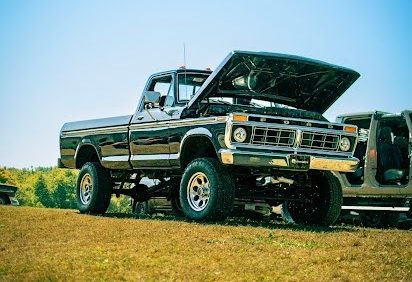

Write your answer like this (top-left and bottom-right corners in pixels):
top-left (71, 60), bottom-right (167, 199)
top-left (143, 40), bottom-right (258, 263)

top-left (59, 50), bottom-right (360, 225)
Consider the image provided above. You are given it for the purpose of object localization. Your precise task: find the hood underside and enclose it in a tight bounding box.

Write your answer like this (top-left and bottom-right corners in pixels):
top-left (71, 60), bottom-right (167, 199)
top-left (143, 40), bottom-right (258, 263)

top-left (187, 51), bottom-right (360, 113)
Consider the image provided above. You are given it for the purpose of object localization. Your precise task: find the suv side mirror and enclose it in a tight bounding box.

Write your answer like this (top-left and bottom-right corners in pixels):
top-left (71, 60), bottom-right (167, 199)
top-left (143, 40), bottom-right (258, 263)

top-left (143, 91), bottom-right (161, 109)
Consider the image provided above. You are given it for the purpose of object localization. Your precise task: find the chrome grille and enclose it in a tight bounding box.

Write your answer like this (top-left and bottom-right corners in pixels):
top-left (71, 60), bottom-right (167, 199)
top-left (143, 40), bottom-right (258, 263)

top-left (300, 131), bottom-right (339, 151)
top-left (251, 127), bottom-right (295, 147)
top-left (248, 126), bottom-right (340, 152)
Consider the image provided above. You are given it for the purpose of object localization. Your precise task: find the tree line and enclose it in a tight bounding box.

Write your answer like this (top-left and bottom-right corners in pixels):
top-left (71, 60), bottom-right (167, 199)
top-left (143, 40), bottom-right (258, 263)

top-left (0, 166), bottom-right (130, 213)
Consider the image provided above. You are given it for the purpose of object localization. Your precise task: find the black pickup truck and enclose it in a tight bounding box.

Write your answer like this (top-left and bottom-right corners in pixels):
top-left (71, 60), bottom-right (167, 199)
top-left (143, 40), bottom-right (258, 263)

top-left (59, 50), bottom-right (360, 226)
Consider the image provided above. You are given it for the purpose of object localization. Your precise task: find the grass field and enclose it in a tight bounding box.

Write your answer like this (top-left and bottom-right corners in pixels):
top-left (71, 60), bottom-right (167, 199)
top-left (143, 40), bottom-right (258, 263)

top-left (0, 206), bottom-right (411, 281)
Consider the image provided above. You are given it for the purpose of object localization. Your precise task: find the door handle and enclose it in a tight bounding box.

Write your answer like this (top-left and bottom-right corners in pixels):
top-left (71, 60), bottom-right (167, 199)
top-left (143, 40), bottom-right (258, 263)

top-left (137, 116), bottom-right (144, 120)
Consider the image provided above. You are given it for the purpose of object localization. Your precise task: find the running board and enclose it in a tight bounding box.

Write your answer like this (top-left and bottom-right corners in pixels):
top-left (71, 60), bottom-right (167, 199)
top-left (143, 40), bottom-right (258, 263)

top-left (342, 206), bottom-right (410, 212)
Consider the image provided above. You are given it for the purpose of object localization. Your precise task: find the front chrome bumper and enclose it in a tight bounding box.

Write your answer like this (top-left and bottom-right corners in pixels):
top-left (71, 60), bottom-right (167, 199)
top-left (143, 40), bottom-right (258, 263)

top-left (219, 149), bottom-right (359, 172)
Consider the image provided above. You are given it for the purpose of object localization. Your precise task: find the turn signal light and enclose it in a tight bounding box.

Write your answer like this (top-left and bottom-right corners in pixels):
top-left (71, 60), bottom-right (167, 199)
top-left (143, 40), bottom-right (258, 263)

top-left (233, 114), bottom-right (248, 122)
top-left (343, 126), bottom-right (357, 133)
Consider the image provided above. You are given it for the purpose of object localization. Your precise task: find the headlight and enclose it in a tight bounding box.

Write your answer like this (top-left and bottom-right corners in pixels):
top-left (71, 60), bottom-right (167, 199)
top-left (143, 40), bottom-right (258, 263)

top-left (233, 127), bottom-right (247, 143)
top-left (339, 137), bottom-right (351, 151)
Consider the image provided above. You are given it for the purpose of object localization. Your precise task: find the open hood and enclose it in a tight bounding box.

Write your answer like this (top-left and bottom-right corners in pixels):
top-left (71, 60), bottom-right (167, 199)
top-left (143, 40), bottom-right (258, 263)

top-left (186, 51), bottom-right (360, 113)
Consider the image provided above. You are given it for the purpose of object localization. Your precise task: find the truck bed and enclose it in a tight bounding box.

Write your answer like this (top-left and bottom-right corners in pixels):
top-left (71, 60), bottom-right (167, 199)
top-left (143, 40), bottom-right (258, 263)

top-left (61, 115), bottom-right (132, 133)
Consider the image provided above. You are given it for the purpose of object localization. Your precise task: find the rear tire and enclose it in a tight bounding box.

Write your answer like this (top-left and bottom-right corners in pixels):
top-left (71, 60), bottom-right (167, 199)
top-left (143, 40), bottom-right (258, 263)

top-left (76, 162), bottom-right (112, 214)
top-left (180, 158), bottom-right (235, 221)
top-left (281, 171), bottom-right (342, 226)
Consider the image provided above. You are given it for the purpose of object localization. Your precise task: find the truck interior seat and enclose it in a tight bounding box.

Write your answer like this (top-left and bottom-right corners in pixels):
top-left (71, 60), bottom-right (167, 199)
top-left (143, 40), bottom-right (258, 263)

top-left (394, 135), bottom-right (409, 168)
top-left (377, 126), bottom-right (407, 184)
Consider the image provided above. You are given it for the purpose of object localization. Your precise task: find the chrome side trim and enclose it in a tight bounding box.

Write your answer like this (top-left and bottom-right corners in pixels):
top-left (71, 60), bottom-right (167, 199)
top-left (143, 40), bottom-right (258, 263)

top-left (62, 125), bottom-right (129, 138)
top-left (130, 154), bottom-right (179, 161)
top-left (129, 125), bottom-right (168, 131)
top-left (62, 116), bottom-right (227, 137)
top-left (129, 116), bottom-right (227, 131)
top-left (342, 206), bottom-right (410, 212)
top-left (101, 156), bottom-right (129, 162)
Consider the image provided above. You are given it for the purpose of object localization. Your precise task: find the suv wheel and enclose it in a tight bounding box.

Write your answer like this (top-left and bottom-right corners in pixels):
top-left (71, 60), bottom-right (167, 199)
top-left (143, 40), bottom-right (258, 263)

top-left (180, 158), bottom-right (235, 221)
top-left (281, 171), bottom-right (342, 226)
top-left (76, 162), bottom-right (112, 214)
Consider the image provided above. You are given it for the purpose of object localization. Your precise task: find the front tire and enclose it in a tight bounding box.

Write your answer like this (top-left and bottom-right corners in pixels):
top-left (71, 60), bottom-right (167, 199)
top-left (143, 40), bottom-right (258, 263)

top-left (180, 158), bottom-right (235, 221)
top-left (76, 162), bottom-right (112, 214)
top-left (281, 171), bottom-right (342, 226)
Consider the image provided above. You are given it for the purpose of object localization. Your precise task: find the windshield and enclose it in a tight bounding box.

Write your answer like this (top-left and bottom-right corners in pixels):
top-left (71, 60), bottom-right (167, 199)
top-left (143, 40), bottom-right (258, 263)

top-left (208, 97), bottom-right (296, 109)
top-left (178, 73), bottom-right (210, 102)
top-left (177, 72), bottom-right (296, 110)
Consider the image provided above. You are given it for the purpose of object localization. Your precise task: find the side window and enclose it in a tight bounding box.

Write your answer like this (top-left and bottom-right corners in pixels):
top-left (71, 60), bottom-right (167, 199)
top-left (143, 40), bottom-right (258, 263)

top-left (147, 75), bottom-right (175, 107)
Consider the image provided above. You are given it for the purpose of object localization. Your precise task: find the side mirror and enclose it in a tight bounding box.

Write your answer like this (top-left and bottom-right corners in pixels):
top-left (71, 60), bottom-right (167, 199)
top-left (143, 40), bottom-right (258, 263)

top-left (143, 91), bottom-right (161, 109)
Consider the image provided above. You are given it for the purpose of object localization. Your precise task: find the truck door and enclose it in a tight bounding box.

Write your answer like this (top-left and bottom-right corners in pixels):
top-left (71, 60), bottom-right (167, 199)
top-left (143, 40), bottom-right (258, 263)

top-left (129, 73), bottom-right (176, 168)
top-left (400, 111), bottom-right (412, 194)
top-left (340, 114), bottom-right (373, 186)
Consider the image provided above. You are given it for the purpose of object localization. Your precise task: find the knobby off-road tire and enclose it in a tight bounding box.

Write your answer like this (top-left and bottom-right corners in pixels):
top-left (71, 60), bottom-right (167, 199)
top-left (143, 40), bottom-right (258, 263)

top-left (76, 162), bottom-right (112, 214)
top-left (180, 158), bottom-right (235, 221)
top-left (281, 171), bottom-right (342, 226)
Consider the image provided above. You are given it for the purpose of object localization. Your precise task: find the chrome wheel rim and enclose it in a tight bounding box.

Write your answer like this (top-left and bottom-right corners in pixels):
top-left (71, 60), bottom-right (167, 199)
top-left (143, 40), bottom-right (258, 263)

top-left (187, 172), bottom-right (210, 211)
top-left (80, 173), bottom-right (93, 205)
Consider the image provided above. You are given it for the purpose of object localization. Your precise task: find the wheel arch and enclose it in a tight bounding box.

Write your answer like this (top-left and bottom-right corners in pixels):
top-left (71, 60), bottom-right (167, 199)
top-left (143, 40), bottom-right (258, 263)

top-left (179, 129), bottom-right (219, 169)
top-left (75, 142), bottom-right (101, 169)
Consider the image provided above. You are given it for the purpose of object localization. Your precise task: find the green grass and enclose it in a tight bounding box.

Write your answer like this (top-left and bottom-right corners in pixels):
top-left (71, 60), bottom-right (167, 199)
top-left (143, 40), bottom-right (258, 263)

top-left (0, 206), bottom-right (411, 281)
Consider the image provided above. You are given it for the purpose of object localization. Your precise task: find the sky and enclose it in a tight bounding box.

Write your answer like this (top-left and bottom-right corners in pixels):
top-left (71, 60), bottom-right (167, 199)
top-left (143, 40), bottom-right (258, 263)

top-left (0, 0), bottom-right (411, 168)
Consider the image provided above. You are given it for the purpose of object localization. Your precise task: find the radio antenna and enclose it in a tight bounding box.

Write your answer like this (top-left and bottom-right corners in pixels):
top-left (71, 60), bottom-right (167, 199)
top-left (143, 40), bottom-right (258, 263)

top-left (183, 42), bottom-right (186, 68)
top-left (183, 43), bottom-right (187, 100)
